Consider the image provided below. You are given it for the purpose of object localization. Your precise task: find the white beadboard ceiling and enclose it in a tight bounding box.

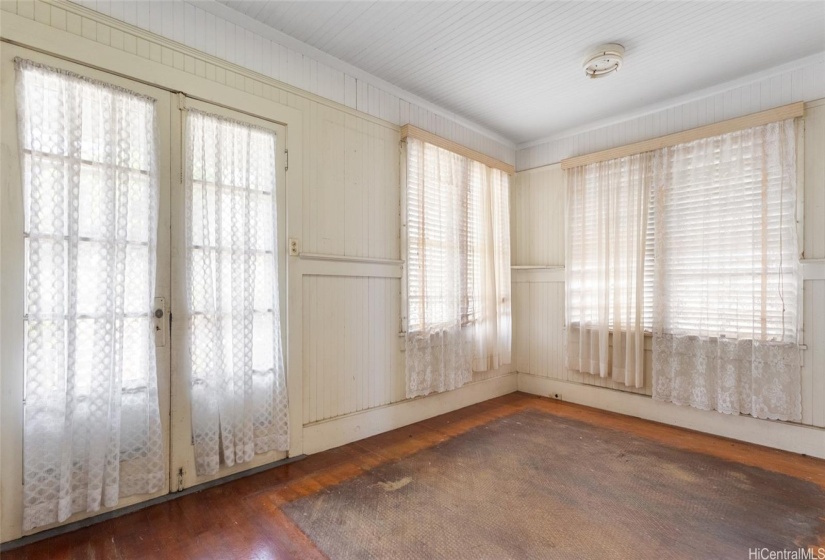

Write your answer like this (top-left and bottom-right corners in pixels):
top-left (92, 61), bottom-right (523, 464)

top-left (215, 1), bottom-right (825, 145)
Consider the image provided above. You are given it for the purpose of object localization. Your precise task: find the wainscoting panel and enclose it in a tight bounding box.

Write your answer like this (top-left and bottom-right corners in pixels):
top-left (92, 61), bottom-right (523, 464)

top-left (303, 106), bottom-right (400, 259)
top-left (802, 279), bottom-right (825, 428)
top-left (302, 275), bottom-right (404, 425)
top-left (511, 164), bottom-right (564, 267)
top-left (512, 273), bottom-right (652, 397)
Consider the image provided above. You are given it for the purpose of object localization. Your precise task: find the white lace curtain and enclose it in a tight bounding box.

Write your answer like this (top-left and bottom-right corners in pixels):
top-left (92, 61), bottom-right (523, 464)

top-left (17, 58), bottom-right (165, 530)
top-left (185, 109), bottom-right (289, 476)
top-left (565, 118), bottom-right (801, 419)
top-left (405, 138), bottom-right (511, 398)
top-left (652, 119), bottom-right (801, 421)
top-left (566, 154), bottom-right (652, 388)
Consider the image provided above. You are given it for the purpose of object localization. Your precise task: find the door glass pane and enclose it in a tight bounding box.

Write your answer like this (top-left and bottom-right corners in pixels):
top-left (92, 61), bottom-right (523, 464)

top-left (185, 109), bottom-right (288, 476)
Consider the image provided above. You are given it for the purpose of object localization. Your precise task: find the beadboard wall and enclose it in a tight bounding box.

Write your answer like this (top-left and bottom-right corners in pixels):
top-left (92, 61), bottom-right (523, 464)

top-left (66, 0), bottom-right (515, 166)
top-left (512, 48), bottom-right (825, 430)
top-left (511, 99), bottom-right (825, 430)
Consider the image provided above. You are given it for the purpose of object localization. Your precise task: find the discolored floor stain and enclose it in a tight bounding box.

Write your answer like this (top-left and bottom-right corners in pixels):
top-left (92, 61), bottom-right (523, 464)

top-left (283, 409), bottom-right (825, 560)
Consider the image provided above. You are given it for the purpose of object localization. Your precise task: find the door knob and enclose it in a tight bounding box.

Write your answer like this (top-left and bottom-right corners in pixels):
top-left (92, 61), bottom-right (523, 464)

top-left (155, 308), bottom-right (164, 319)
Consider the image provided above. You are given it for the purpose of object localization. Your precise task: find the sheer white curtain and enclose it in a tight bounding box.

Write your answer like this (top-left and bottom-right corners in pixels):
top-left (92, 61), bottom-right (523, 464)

top-left (566, 155), bottom-right (652, 388)
top-left (469, 163), bottom-right (512, 372)
top-left (17, 59), bottom-right (165, 530)
top-left (405, 138), bottom-right (511, 398)
top-left (185, 110), bottom-right (288, 476)
top-left (652, 119), bottom-right (801, 421)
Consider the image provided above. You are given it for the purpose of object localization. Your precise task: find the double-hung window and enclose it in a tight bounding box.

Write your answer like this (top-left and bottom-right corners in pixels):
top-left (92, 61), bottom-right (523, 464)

top-left (565, 116), bottom-right (802, 421)
top-left (404, 135), bottom-right (511, 398)
top-left (651, 119), bottom-right (800, 421)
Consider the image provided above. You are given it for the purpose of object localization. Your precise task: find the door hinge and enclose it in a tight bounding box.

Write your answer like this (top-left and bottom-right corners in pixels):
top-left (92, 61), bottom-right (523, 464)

top-left (177, 467), bottom-right (185, 492)
top-left (285, 149), bottom-right (289, 171)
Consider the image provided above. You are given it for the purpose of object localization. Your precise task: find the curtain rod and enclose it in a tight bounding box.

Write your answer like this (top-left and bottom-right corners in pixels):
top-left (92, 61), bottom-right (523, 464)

top-left (400, 124), bottom-right (515, 174)
top-left (560, 101), bottom-right (805, 170)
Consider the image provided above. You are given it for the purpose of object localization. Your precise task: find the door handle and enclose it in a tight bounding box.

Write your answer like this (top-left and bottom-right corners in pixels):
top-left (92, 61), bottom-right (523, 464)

top-left (154, 297), bottom-right (167, 347)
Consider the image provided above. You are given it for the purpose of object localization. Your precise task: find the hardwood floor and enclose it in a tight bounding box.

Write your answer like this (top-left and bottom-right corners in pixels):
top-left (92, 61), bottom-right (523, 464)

top-left (3, 392), bottom-right (824, 559)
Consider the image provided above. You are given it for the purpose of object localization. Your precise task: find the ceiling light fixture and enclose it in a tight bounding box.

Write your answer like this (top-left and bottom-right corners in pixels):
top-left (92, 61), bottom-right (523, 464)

top-left (583, 44), bottom-right (625, 79)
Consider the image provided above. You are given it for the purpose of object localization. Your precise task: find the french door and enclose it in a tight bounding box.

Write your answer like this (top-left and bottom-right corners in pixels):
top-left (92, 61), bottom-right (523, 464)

top-left (169, 98), bottom-right (289, 490)
top-left (1, 45), bottom-right (291, 540)
top-left (0, 45), bottom-right (173, 537)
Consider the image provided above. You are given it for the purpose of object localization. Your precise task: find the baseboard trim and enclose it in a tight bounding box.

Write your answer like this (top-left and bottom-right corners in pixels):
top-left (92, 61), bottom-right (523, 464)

top-left (517, 373), bottom-right (825, 459)
top-left (303, 373), bottom-right (519, 455)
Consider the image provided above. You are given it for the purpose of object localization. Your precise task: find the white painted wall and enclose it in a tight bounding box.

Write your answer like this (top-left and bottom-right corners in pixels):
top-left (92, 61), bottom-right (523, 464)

top-left (511, 100), bottom-right (825, 434)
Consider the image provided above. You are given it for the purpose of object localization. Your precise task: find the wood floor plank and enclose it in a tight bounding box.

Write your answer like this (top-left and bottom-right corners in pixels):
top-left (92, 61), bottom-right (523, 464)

top-left (3, 393), bottom-right (823, 559)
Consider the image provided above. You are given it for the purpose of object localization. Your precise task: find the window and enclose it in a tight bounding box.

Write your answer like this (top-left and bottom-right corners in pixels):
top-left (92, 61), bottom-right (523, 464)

top-left (653, 124), bottom-right (799, 342)
top-left (565, 153), bottom-right (653, 388)
top-left (406, 139), bottom-right (474, 331)
top-left (404, 136), bottom-right (511, 398)
top-left (17, 58), bottom-right (164, 530)
top-left (652, 119), bottom-right (801, 421)
top-left (565, 118), bottom-right (801, 420)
